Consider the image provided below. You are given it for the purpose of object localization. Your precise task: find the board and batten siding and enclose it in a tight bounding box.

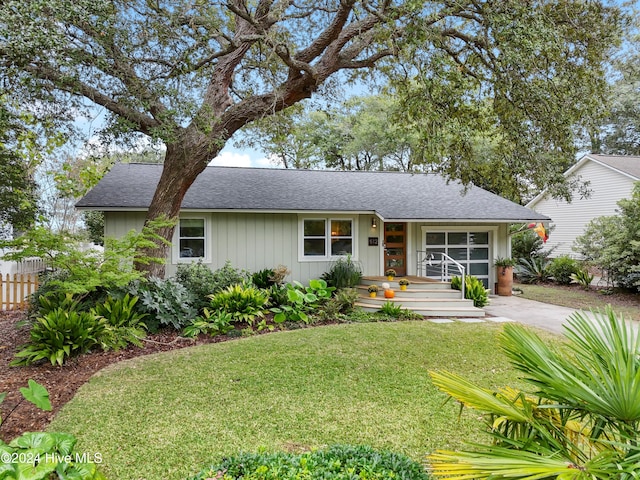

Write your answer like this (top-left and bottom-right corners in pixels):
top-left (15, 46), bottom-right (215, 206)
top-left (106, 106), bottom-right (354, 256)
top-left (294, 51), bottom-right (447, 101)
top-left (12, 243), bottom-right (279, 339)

top-left (529, 160), bottom-right (637, 257)
top-left (104, 211), bottom-right (381, 283)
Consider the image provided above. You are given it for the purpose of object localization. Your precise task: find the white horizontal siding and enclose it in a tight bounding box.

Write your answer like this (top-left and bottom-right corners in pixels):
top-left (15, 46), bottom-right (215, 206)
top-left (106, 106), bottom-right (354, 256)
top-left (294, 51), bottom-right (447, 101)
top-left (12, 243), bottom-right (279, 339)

top-left (531, 161), bottom-right (636, 257)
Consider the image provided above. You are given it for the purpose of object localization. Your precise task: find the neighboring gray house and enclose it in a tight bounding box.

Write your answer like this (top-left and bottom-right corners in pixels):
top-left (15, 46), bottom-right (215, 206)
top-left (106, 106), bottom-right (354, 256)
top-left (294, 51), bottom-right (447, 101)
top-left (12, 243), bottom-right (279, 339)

top-left (527, 154), bottom-right (640, 257)
top-left (77, 163), bottom-right (548, 291)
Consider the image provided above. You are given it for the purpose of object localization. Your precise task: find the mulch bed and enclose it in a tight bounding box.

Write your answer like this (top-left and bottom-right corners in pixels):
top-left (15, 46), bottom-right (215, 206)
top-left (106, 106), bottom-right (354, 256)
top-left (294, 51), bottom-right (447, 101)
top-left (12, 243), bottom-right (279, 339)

top-left (0, 311), bottom-right (226, 442)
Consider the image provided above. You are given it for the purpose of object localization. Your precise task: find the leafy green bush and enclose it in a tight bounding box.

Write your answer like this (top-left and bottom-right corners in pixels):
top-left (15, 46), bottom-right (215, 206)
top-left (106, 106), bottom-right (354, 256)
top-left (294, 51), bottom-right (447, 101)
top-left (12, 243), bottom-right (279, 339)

top-left (251, 268), bottom-right (276, 289)
top-left (515, 256), bottom-right (551, 284)
top-left (183, 309), bottom-right (234, 337)
top-left (129, 277), bottom-right (198, 331)
top-left (574, 185), bottom-right (640, 291)
top-left (12, 309), bottom-right (107, 366)
top-left (188, 445), bottom-right (430, 480)
top-left (269, 280), bottom-right (334, 324)
top-left (208, 284), bottom-right (269, 324)
top-left (36, 292), bottom-right (83, 316)
top-left (91, 294), bottom-right (147, 349)
top-left (547, 255), bottom-right (579, 285)
top-left (321, 256), bottom-right (363, 288)
top-left (174, 261), bottom-right (219, 312)
top-left (319, 287), bottom-right (360, 319)
top-left (450, 275), bottom-right (489, 307)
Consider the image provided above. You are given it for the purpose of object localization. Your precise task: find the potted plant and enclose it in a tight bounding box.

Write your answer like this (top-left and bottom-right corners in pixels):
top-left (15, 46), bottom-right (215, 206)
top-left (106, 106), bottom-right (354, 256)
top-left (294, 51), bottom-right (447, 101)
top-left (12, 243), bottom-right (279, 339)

top-left (398, 278), bottom-right (410, 291)
top-left (367, 285), bottom-right (379, 297)
top-left (385, 268), bottom-right (396, 281)
top-left (494, 257), bottom-right (517, 296)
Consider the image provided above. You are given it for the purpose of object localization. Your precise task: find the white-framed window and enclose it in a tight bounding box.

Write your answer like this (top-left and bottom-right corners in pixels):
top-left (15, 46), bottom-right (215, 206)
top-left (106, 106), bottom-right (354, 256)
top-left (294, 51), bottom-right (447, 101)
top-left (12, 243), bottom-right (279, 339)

top-left (299, 216), bottom-right (356, 261)
top-left (174, 217), bottom-right (207, 262)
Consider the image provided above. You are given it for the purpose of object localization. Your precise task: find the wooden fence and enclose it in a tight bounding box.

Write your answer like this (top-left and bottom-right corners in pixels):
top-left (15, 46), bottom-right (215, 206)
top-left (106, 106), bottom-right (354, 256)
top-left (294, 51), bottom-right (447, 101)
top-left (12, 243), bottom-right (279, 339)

top-left (0, 273), bottom-right (39, 310)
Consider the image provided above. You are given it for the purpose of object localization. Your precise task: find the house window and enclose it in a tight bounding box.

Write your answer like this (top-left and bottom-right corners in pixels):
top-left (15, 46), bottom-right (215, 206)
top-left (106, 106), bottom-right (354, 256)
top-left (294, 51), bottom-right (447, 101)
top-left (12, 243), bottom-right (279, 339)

top-left (301, 218), bottom-right (355, 260)
top-left (178, 218), bottom-right (206, 259)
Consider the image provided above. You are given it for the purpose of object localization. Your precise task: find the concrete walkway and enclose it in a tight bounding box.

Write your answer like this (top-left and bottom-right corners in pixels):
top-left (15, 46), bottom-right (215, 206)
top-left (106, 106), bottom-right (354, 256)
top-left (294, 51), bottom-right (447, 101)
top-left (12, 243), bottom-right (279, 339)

top-left (483, 295), bottom-right (579, 335)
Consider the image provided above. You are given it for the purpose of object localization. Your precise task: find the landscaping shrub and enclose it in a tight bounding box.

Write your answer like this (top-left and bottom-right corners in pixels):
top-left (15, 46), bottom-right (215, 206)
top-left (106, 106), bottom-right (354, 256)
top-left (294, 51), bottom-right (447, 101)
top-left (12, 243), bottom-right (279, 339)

top-left (547, 255), bottom-right (579, 285)
top-left (574, 185), bottom-right (640, 292)
top-left (515, 256), bottom-right (551, 284)
top-left (187, 444), bottom-right (430, 480)
top-left (128, 277), bottom-right (198, 331)
top-left (251, 267), bottom-right (275, 288)
top-left (12, 309), bottom-right (107, 366)
top-left (91, 294), bottom-right (148, 349)
top-left (450, 275), bottom-right (489, 307)
top-left (270, 280), bottom-right (334, 324)
top-left (321, 255), bottom-right (363, 288)
top-left (174, 260), bottom-right (220, 311)
top-left (182, 309), bottom-right (234, 337)
top-left (208, 284), bottom-right (269, 325)
top-left (318, 287), bottom-right (360, 319)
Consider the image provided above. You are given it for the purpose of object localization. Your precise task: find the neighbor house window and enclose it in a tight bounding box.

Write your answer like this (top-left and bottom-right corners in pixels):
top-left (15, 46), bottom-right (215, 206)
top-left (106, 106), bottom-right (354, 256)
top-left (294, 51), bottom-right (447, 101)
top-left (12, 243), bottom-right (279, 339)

top-left (178, 218), bottom-right (206, 259)
top-left (301, 217), bottom-right (355, 260)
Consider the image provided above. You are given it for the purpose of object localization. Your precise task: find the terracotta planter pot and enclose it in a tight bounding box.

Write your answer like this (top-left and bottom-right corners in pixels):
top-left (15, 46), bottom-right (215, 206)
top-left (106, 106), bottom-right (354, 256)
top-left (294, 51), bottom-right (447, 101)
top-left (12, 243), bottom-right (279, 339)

top-left (384, 289), bottom-right (395, 299)
top-left (496, 266), bottom-right (514, 296)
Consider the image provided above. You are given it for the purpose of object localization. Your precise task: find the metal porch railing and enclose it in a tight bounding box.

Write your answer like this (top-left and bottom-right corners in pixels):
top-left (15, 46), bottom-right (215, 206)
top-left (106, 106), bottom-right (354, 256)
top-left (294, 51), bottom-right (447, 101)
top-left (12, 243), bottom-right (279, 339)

top-left (416, 251), bottom-right (466, 300)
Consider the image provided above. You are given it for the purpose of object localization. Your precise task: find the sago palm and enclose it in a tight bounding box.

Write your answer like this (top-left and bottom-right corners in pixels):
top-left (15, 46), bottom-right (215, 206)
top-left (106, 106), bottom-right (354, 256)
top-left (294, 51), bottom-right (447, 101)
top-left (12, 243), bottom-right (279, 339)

top-left (428, 306), bottom-right (640, 479)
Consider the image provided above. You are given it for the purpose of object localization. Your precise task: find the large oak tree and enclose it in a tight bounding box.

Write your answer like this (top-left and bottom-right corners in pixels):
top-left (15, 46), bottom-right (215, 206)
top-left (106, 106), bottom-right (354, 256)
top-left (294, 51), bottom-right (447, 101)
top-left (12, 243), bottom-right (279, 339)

top-left (0, 0), bottom-right (622, 276)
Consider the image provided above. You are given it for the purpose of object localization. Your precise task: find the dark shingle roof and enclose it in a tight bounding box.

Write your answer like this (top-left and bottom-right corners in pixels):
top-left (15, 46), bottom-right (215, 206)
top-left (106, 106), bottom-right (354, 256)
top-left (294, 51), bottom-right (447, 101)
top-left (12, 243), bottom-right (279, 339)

top-left (587, 154), bottom-right (640, 180)
top-left (77, 163), bottom-right (548, 222)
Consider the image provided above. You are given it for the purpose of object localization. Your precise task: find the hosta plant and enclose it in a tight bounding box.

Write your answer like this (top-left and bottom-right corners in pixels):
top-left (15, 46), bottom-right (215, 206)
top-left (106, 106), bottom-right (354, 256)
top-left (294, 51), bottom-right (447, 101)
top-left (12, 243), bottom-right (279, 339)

top-left (428, 306), bottom-right (640, 479)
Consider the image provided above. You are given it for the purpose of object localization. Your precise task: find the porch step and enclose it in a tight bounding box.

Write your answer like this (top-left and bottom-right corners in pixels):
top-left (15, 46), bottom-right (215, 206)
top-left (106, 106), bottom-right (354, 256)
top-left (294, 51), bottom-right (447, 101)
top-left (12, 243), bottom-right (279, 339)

top-left (360, 276), bottom-right (451, 290)
top-left (356, 275), bottom-right (485, 318)
top-left (355, 285), bottom-right (461, 299)
top-left (354, 301), bottom-right (485, 318)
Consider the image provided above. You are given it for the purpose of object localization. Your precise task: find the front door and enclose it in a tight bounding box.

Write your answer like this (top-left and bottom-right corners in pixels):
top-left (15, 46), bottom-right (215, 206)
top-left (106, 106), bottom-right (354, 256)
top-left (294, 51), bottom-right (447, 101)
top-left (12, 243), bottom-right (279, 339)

top-left (384, 223), bottom-right (407, 276)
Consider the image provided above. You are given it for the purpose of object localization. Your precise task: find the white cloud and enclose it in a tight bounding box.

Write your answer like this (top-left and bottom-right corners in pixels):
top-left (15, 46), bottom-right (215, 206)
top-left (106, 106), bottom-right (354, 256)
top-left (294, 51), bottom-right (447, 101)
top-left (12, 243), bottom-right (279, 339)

top-left (208, 150), bottom-right (253, 167)
top-left (209, 150), bottom-right (279, 169)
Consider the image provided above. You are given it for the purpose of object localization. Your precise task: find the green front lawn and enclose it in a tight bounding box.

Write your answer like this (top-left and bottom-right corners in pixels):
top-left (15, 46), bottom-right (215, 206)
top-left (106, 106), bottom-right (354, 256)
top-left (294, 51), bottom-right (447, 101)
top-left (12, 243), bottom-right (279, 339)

top-left (49, 321), bottom-right (524, 480)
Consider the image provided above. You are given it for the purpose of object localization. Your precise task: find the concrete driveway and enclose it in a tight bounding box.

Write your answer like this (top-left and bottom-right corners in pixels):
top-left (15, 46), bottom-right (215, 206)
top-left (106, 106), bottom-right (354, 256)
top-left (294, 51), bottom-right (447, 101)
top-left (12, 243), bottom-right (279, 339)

top-left (484, 295), bottom-right (588, 335)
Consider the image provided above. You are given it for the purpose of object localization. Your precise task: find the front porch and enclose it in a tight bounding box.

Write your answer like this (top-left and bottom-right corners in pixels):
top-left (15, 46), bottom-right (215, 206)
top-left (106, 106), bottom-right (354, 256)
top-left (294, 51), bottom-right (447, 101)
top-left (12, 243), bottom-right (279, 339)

top-left (354, 276), bottom-right (485, 317)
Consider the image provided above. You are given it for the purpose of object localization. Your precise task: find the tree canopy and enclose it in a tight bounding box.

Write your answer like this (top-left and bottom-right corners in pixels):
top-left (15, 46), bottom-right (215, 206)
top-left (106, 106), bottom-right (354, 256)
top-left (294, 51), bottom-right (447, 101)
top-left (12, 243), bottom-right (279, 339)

top-left (0, 0), bottom-right (624, 275)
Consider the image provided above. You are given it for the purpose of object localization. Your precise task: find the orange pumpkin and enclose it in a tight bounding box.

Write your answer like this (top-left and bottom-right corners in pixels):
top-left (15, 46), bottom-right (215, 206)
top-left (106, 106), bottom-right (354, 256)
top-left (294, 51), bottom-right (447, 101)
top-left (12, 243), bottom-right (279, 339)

top-left (384, 289), bottom-right (395, 299)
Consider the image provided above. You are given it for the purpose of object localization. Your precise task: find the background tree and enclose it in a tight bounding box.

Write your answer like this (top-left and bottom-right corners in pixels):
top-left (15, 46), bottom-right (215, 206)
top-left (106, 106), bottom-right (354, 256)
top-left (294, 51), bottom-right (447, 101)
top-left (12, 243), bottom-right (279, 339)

top-left (586, 10), bottom-right (640, 154)
top-left (0, 0), bottom-right (623, 276)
